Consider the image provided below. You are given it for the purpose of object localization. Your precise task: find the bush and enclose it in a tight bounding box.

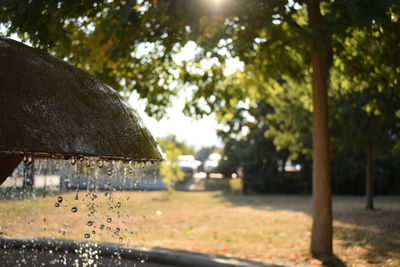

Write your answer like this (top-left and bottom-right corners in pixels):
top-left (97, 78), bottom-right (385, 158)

top-left (239, 157), bottom-right (400, 195)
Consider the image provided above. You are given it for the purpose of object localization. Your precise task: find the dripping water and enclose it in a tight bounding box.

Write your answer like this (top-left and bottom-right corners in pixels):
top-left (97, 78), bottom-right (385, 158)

top-left (0, 154), bottom-right (162, 266)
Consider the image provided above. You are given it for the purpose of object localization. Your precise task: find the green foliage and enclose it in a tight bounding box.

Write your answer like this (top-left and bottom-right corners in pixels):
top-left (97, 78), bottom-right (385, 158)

top-left (218, 102), bottom-right (285, 193)
top-left (330, 88), bottom-right (400, 158)
top-left (157, 135), bottom-right (195, 156)
top-left (330, 7), bottom-right (400, 158)
top-left (264, 79), bottom-right (312, 160)
top-left (331, 156), bottom-right (400, 195)
top-left (1, 0), bottom-right (398, 119)
top-left (157, 135), bottom-right (194, 190)
top-left (1, 0), bottom-right (398, 110)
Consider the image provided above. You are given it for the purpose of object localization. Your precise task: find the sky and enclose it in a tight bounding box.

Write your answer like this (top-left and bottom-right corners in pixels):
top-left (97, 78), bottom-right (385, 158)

top-left (128, 93), bottom-right (222, 150)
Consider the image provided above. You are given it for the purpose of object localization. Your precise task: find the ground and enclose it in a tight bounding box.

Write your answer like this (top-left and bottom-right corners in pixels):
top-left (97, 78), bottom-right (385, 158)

top-left (0, 189), bottom-right (399, 266)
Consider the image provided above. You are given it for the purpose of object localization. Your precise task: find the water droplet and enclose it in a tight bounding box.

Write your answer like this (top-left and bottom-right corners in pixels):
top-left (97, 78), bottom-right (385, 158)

top-left (107, 218), bottom-right (112, 223)
top-left (54, 203), bottom-right (60, 207)
top-left (128, 168), bottom-right (133, 175)
top-left (57, 196), bottom-right (63, 203)
top-left (107, 169), bottom-right (113, 176)
top-left (119, 237), bottom-right (123, 242)
top-left (85, 160), bottom-right (90, 167)
top-left (98, 160), bottom-right (104, 168)
top-left (115, 228), bottom-right (120, 232)
top-left (71, 207), bottom-right (78, 213)
top-left (71, 157), bottom-right (76, 165)
top-left (92, 230), bottom-right (96, 234)
top-left (87, 221), bottom-right (93, 226)
top-left (84, 233), bottom-right (90, 239)
top-left (116, 202), bottom-right (121, 208)
top-left (106, 227), bottom-right (111, 231)
top-left (100, 224), bottom-right (104, 230)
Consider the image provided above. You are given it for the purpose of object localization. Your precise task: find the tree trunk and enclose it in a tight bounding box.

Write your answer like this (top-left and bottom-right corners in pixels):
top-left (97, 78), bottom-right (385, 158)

top-left (281, 159), bottom-right (286, 173)
top-left (365, 141), bottom-right (374, 210)
top-left (307, 0), bottom-right (333, 257)
top-left (23, 159), bottom-right (35, 189)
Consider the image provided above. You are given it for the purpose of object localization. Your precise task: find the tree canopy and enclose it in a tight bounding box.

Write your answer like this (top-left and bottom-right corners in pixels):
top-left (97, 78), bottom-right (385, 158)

top-left (1, 1), bottom-right (395, 117)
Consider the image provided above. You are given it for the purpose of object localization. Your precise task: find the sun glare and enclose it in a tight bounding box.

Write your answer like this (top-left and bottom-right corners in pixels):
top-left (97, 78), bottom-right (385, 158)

top-left (209, 0), bottom-right (224, 8)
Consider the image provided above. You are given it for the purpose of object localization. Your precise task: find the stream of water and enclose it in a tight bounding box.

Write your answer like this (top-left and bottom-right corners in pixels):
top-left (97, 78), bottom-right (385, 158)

top-left (0, 156), bottom-right (163, 267)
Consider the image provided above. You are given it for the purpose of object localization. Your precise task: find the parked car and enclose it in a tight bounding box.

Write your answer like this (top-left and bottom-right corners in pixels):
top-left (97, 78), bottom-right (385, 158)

top-left (177, 155), bottom-right (201, 175)
top-left (204, 153), bottom-right (221, 175)
top-left (284, 162), bottom-right (301, 172)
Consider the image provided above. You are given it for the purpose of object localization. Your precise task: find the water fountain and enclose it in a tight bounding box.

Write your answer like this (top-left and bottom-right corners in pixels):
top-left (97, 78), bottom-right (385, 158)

top-left (0, 37), bottom-right (162, 184)
top-left (0, 38), bottom-right (274, 267)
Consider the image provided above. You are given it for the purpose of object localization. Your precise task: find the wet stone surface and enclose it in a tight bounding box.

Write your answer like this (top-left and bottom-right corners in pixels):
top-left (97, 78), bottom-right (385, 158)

top-left (0, 37), bottom-right (162, 161)
top-left (0, 248), bottom-right (176, 267)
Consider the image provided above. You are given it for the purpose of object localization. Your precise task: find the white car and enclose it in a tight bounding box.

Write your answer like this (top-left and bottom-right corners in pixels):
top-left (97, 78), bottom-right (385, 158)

top-left (284, 162), bottom-right (301, 172)
top-left (204, 153), bottom-right (221, 174)
top-left (177, 155), bottom-right (201, 174)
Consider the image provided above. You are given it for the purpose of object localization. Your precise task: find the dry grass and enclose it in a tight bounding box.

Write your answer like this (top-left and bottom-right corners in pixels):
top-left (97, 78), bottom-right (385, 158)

top-left (0, 190), bottom-right (399, 266)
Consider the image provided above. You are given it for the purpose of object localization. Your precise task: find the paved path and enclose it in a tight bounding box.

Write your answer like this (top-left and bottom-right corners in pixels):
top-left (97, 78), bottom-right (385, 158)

top-left (183, 172), bottom-right (207, 191)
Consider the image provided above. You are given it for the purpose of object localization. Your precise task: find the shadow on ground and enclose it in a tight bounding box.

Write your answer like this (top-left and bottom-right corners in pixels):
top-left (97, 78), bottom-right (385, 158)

top-left (216, 190), bottom-right (400, 266)
top-left (181, 175), bottom-right (399, 265)
top-left (315, 255), bottom-right (346, 267)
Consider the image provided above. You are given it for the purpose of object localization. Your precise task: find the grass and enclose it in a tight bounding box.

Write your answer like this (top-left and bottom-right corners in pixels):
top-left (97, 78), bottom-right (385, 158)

top-left (0, 189), bottom-right (399, 266)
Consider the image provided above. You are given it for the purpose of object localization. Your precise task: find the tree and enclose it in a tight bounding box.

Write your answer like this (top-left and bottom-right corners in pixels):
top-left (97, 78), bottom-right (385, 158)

top-left (264, 79), bottom-right (312, 166)
top-left (218, 101), bottom-right (310, 193)
top-left (195, 146), bottom-right (216, 162)
top-left (331, 88), bottom-right (400, 209)
top-left (1, 0), bottom-right (398, 257)
top-left (331, 16), bottom-right (400, 209)
top-left (157, 135), bottom-right (194, 189)
top-left (218, 102), bottom-right (280, 193)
